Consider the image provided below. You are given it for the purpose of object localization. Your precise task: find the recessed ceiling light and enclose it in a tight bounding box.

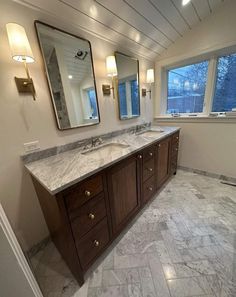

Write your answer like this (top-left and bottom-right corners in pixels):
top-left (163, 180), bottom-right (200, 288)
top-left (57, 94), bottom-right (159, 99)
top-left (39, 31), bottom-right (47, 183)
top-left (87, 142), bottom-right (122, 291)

top-left (182, 0), bottom-right (191, 6)
top-left (68, 75), bottom-right (73, 79)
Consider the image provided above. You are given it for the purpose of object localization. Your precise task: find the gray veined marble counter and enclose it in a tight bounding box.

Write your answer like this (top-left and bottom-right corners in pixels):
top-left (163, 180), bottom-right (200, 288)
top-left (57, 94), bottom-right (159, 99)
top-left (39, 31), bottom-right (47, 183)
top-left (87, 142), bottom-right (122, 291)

top-left (25, 126), bottom-right (180, 195)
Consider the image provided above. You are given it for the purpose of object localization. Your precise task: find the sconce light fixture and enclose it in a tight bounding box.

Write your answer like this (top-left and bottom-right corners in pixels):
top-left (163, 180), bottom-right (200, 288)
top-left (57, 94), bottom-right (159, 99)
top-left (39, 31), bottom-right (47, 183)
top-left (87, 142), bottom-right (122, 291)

top-left (6, 23), bottom-right (36, 100)
top-left (142, 68), bottom-right (154, 98)
top-left (102, 55), bottom-right (117, 99)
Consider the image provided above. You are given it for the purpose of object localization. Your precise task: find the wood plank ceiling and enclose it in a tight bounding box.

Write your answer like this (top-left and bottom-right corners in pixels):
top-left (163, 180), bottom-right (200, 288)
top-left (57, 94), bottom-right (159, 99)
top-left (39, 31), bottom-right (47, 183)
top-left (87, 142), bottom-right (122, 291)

top-left (16, 0), bottom-right (226, 61)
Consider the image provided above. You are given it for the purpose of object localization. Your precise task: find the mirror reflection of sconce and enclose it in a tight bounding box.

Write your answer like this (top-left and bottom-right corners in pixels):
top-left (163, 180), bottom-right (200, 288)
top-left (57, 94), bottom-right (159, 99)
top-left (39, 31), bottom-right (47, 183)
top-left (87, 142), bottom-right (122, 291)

top-left (142, 68), bottom-right (154, 98)
top-left (6, 23), bottom-right (36, 100)
top-left (102, 56), bottom-right (117, 99)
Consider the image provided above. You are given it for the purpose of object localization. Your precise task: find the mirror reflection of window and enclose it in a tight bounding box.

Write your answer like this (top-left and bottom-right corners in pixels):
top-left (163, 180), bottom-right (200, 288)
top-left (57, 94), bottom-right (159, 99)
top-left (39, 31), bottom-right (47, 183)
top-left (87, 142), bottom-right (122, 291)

top-left (35, 22), bottom-right (100, 130)
top-left (115, 52), bottom-right (140, 120)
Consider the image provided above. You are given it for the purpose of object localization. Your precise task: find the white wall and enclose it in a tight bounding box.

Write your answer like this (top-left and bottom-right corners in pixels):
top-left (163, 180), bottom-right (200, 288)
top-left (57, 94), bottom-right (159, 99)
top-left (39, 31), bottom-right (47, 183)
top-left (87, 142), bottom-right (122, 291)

top-left (0, 0), bottom-right (153, 250)
top-left (154, 0), bottom-right (236, 179)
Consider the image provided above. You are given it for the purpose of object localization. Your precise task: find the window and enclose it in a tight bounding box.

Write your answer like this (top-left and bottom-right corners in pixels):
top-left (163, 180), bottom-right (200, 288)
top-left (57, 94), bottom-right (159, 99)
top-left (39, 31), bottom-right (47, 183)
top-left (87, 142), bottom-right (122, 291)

top-left (212, 53), bottom-right (236, 112)
top-left (118, 82), bottom-right (128, 117)
top-left (131, 79), bottom-right (139, 116)
top-left (167, 61), bottom-right (209, 114)
top-left (87, 89), bottom-right (98, 118)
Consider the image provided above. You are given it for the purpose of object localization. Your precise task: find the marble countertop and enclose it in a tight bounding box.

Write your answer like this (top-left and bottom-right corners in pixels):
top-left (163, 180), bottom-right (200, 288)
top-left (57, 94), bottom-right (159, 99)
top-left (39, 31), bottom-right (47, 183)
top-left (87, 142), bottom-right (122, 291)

top-left (25, 126), bottom-right (180, 195)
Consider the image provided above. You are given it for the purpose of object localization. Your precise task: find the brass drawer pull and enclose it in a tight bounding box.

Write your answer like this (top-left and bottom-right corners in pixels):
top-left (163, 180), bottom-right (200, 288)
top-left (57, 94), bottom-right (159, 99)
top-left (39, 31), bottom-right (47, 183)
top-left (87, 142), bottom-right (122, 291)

top-left (94, 240), bottom-right (100, 247)
top-left (175, 148), bottom-right (178, 151)
top-left (176, 136), bottom-right (179, 140)
top-left (88, 213), bottom-right (95, 220)
top-left (149, 152), bottom-right (153, 156)
top-left (85, 190), bottom-right (91, 197)
top-left (148, 186), bottom-right (153, 191)
top-left (147, 168), bottom-right (153, 172)
top-left (138, 155), bottom-right (142, 159)
top-left (158, 144), bottom-right (161, 148)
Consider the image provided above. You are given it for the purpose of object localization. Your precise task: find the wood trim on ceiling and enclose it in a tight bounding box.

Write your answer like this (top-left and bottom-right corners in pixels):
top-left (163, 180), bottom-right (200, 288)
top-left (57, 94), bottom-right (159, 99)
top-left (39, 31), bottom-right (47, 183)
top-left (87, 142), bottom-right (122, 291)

top-left (94, 0), bottom-right (168, 48)
top-left (18, 0), bottom-right (156, 61)
top-left (59, 0), bottom-right (164, 55)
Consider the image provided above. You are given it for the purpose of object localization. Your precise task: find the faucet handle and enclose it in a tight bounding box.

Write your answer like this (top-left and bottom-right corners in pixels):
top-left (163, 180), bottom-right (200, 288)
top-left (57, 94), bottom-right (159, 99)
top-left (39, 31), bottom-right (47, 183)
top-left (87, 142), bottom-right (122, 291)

top-left (98, 137), bottom-right (103, 144)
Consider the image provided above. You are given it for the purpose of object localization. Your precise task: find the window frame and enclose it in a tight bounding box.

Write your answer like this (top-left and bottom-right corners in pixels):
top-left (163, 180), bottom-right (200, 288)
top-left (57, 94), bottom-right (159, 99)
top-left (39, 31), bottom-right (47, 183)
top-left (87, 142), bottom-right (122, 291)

top-left (160, 48), bottom-right (236, 118)
top-left (164, 59), bottom-right (210, 117)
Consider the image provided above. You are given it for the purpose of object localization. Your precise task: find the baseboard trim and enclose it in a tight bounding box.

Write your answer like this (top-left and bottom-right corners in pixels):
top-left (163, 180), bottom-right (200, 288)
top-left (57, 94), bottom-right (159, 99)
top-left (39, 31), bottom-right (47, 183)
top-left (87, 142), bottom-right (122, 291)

top-left (27, 236), bottom-right (51, 259)
top-left (178, 165), bottom-right (236, 183)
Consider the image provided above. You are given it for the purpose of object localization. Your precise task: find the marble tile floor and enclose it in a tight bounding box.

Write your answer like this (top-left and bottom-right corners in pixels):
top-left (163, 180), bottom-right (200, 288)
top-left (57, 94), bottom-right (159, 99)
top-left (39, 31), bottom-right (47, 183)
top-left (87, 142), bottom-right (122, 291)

top-left (30, 170), bottom-right (236, 297)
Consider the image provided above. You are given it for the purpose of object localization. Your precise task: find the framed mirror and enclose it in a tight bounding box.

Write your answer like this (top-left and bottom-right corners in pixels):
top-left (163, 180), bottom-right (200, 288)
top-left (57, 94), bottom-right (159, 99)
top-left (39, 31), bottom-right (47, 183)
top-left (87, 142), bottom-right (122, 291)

top-left (115, 52), bottom-right (140, 120)
top-left (35, 21), bottom-right (100, 130)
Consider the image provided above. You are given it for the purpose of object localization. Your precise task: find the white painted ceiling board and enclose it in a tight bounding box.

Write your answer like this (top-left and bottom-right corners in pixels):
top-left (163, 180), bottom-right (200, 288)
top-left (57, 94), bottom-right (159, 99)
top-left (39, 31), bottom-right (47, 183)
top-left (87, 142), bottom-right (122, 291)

top-left (193, 0), bottom-right (211, 20)
top-left (16, 0), bottom-right (229, 61)
top-left (62, 0), bottom-right (163, 54)
top-left (209, 0), bottom-right (222, 8)
top-left (170, 0), bottom-right (199, 27)
top-left (148, 0), bottom-right (189, 35)
top-left (96, 0), bottom-right (172, 48)
top-left (20, 0), bottom-right (158, 60)
top-left (123, 0), bottom-right (178, 42)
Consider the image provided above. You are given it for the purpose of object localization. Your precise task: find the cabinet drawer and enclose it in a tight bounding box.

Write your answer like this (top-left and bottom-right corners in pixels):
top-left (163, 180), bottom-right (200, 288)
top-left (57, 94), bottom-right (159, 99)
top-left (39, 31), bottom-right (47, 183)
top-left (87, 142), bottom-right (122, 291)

top-left (143, 158), bottom-right (155, 182)
top-left (76, 218), bottom-right (109, 270)
top-left (71, 193), bottom-right (107, 239)
top-left (143, 176), bottom-right (155, 203)
top-left (65, 174), bottom-right (103, 213)
top-left (143, 146), bottom-right (155, 162)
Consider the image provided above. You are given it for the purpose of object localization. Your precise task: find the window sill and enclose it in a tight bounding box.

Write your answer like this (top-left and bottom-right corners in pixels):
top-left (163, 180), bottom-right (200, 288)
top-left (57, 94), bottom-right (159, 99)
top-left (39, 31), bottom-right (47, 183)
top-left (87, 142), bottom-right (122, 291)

top-left (154, 115), bottom-right (236, 123)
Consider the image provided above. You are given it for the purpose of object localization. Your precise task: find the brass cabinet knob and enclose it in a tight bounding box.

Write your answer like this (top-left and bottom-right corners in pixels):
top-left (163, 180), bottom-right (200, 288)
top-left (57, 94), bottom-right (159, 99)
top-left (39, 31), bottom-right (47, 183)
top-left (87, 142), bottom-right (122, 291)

top-left (149, 152), bottom-right (153, 156)
top-left (138, 155), bottom-right (142, 159)
top-left (175, 148), bottom-right (178, 151)
top-left (158, 144), bottom-right (161, 148)
top-left (88, 213), bottom-right (95, 220)
top-left (148, 168), bottom-right (153, 172)
top-left (176, 136), bottom-right (179, 140)
top-left (148, 186), bottom-right (153, 191)
top-left (94, 240), bottom-right (100, 247)
top-left (85, 190), bottom-right (91, 197)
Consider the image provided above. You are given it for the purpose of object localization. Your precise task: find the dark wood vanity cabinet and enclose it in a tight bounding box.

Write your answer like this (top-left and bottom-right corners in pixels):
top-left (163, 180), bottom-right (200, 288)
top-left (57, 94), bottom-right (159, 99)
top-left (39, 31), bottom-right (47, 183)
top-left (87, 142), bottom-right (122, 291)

top-left (156, 137), bottom-right (172, 189)
top-left (32, 131), bottom-right (179, 286)
top-left (107, 154), bottom-right (141, 234)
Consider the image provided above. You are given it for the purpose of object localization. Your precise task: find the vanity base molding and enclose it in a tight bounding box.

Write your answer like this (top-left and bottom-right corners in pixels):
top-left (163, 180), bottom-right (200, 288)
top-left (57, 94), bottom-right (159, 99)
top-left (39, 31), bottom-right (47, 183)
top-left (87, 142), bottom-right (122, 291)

top-left (31, 131), bottom-right (179, 286)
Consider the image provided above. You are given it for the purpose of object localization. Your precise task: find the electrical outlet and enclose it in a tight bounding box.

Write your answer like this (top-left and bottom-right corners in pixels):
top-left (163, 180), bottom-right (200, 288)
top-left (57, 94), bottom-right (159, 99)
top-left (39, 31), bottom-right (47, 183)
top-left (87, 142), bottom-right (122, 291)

top-left (24, 141), bottom-right (40, 153)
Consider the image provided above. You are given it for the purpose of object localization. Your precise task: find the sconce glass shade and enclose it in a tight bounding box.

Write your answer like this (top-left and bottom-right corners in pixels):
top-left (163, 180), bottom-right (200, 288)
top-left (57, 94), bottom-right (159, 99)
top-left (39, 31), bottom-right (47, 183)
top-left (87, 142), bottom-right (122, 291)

top-left (6, 23), bottom-right (35, 63)
top-left (146, 69), bottom-right (154, 84)
top-left (106, 56), bottom-right (117, 77)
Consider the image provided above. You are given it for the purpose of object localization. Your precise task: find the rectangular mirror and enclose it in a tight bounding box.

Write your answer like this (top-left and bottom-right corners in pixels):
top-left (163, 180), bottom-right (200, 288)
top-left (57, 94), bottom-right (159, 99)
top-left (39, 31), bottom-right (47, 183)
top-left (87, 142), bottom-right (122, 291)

top-left (115, 52), bottom-right (140, 120)
top-left (35, 21), bottom-right (100, 130)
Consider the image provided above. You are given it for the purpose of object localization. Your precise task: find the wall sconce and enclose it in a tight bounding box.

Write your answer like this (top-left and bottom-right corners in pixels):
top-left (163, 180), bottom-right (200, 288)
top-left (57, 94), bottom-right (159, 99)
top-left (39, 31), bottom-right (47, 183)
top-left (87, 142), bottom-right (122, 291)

top-left (6, 23), bottom-right (36, 100)
top-left (102, 55), bottom-right (117, 99)
top-left (142, 68), bottom-right (154, 98)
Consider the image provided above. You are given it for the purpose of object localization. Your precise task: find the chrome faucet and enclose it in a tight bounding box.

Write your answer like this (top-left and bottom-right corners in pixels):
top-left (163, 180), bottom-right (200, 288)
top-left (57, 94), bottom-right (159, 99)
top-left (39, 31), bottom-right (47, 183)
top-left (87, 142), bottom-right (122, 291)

top-left (91, 137), bottom-right (103, 147)
top-left (135, 124), bottom-right (146, 133)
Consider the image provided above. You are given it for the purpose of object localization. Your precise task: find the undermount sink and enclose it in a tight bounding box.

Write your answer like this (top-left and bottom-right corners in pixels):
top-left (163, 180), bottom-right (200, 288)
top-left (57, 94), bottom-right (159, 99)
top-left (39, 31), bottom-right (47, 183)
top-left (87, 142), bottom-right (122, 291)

top-left (82, 143), bottom-right (130, 158)
top-left (137, 129), bottom-right (164, 137)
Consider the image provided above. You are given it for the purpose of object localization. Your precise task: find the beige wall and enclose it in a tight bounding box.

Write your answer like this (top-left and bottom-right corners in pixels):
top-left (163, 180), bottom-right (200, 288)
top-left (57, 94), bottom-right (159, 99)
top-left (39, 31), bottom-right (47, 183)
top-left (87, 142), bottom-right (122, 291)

top-left (154, 0), bottom-right (236, 179)
top-left (0, 0), bottom-right (153, 250)
top-left (156, 120), bottom-right (236, 178)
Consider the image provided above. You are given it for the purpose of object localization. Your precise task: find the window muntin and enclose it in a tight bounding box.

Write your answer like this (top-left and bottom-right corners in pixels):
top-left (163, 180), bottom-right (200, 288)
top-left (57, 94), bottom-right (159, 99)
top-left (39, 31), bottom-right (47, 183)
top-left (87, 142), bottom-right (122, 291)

top-left (167, 61), bottom-right (209, 114)
top-left (212, 53), bottom-right (236, 112)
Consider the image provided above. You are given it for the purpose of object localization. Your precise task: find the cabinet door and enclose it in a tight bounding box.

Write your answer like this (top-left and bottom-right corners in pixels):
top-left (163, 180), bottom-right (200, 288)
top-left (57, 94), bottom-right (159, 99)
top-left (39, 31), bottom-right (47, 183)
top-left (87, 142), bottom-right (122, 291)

top-left (107, 155), bottom-right (141, 234)
top-left (156, 137), bottom-right (171, 188)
